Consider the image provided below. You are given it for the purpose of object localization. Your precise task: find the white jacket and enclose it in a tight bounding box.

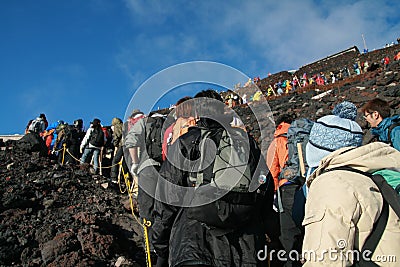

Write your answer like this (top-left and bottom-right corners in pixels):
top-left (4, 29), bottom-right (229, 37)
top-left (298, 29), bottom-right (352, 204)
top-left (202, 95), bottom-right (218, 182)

top-left (302, 142), bottom-right (400, 266)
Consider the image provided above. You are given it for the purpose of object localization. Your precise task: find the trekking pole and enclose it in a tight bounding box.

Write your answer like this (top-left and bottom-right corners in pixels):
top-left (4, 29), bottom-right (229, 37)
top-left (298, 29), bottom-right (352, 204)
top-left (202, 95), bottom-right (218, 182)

top-left (297, 143), bottom-right (306, 178)
top-left (143, 218), bottom-right (153, 267)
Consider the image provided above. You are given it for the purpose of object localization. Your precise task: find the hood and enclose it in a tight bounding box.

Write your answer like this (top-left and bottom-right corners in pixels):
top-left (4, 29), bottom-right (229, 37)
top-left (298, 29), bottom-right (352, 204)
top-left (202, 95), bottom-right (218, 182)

top-left (274, 122), bottom-right (290, 138)
top-left (307, 142), bottom-right (400, 187)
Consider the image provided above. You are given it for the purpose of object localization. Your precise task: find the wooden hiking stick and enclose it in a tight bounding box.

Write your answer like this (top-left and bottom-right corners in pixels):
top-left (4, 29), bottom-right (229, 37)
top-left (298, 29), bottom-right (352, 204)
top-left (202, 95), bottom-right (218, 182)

top-left (297, 143), bottom-right (306, 177)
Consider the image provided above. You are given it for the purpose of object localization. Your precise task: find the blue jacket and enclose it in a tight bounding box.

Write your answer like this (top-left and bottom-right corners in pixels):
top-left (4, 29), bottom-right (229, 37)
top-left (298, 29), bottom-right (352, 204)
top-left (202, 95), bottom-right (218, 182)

top-left (371, 115), bottom-right (400, 151)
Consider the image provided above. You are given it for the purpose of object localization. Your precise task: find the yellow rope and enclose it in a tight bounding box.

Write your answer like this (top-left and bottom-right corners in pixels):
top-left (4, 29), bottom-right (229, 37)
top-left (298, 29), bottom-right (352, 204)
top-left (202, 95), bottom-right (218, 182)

top-left (52, 147), bottom-right (64, 153)
top-left (61, 144), bottom-right (66, 165)
top-left (63, 148), bottom-right (152, 266)
top-left (143, 218), bottom-right (153, 267)
top-left (64, 147), bottom-right (121, 169)
top-left (120, 164), bottom-right (152, 267)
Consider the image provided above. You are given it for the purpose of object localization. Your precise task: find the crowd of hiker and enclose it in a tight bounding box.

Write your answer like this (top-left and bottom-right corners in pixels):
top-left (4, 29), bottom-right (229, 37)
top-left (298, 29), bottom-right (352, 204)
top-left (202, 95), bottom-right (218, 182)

top-left (19, 91), bottom-right (400, 267)
top-left (228, 51), bottom-right (400, 103)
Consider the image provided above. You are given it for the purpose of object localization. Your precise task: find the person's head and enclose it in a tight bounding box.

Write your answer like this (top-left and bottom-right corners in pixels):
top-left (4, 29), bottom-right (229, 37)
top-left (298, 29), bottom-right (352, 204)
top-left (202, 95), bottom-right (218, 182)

top-left (175, 96), bottom-right (194, 118)
top-left (129, 109), bottom-right (144, 119)
top-left (39, 113), bottom-right (46, 120)
top-left (275, 114), bottom-right (294, 127)
top-left (111, 117), bottom-right (122, 126)
top-left (361, 98), bottom-right (391, 128)
top-left (194, 89), bottom-right (224, 117)
top-left (306, 101), bottom-right (363, 168)
top-left (91, 118), bottom-right (101, 127)
top-left (73, 119), bottom-right (83, 128)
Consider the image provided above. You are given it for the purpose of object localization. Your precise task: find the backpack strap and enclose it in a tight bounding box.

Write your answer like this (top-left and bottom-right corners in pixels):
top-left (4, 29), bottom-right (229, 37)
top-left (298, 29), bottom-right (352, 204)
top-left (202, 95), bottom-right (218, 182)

top-left (327, 166), bottom-right (400, 219)
top-left (325, 166), bottom-right (400, 266)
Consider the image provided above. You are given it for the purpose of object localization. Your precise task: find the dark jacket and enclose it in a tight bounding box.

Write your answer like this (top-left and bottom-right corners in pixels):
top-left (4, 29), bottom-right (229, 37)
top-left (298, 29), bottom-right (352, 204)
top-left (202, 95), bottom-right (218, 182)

top-left (152, 117), bottom-right (278, 267)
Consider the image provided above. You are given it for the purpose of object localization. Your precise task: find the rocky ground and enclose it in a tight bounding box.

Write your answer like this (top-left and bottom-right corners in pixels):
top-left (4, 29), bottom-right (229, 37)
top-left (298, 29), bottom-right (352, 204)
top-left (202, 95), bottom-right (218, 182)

top-left (1, 58), bottom-right (399, 266)
top-left (0, 147), bottom-right (145, 266)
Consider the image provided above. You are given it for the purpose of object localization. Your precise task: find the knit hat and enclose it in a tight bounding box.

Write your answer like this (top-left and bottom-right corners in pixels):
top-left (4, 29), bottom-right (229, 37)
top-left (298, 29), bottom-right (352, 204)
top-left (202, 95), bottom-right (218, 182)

top-left (332, 101), bottom-right (357, 120)
top-left (306, 102), bottom-right (363, 167)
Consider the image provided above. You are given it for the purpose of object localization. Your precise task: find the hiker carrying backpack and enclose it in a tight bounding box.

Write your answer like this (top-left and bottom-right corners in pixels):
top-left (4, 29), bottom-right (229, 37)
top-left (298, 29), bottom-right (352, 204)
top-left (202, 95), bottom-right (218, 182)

top-left (28, 117), bottom-right (45, 134)
top-left (185, 124), bottom-right (271, 229)
top-left (144, 114), bottom-right (167, 164)
top-left (302, 142), bottom-right (400, 266)
top-left (80, 118), bottom-right (104, 174)
top-left (89, 126), bottom-right (105, 147)
top-left (278, 118), bottom-right (314, 187)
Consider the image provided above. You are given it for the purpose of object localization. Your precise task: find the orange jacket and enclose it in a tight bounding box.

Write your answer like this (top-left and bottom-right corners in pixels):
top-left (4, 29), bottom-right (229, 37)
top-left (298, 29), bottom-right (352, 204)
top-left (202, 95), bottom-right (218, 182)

top-left (266, 122), bottom-right (290, 190)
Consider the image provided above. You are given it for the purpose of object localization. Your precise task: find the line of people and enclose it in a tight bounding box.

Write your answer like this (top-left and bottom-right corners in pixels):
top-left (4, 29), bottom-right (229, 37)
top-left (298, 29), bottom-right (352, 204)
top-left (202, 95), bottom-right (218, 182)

top-left (23, 93), bottom-right (400, 266)
top-left (267, 98), bottom-right (400, 266)
top-left (122, 91), bottom-right (400, 267)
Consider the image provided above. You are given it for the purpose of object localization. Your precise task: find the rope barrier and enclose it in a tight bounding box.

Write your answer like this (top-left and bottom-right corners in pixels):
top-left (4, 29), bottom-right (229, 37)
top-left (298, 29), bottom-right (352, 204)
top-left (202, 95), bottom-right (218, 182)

top-left (61, 144), bottom-right (66, 165)
top-left (143, 218), bottom-right (153, 267)
top-left (56, 145), bottom-right (152, 266)
top-left (119, 163), bottom-right (152, 267)
top-left (62, 146), bottom-right (121, 169)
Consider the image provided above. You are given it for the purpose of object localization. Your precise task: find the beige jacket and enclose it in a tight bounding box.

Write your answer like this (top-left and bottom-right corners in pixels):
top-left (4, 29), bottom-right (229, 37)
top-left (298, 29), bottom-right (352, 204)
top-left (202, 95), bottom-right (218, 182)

top-left (302, 142), bottom-right (400, 266)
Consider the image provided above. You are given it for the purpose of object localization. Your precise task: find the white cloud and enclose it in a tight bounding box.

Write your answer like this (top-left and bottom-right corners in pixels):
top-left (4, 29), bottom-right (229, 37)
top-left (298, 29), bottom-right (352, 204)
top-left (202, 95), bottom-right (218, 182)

top-left (118, 0), bottom-right (400, 81)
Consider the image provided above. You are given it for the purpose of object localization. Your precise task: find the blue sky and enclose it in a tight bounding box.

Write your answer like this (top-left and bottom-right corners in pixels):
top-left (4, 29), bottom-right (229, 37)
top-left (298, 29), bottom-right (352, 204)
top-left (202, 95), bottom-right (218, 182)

top-left (1, 0), bottom-right (399, 134)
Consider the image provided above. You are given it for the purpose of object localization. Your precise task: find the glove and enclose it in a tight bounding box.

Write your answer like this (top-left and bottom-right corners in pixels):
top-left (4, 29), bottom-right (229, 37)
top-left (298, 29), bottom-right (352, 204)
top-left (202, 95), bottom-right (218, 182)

top-left (51, 149), bottom-right (56, 155)
top-left (130, 163), bottom-right (139, 175)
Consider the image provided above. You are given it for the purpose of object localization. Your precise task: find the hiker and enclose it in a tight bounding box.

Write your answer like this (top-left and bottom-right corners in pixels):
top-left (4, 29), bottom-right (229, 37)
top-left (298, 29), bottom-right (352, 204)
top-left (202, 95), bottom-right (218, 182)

top-left (383, 56), bottom-right (390, 70)
top-left (274, 117), bottom-right (314, 267)
top-left (27, 114), bottom-right (47, 135)
top-left (69, 119), bottom-right (85, 161)
top-left (152, 89), bottom-right (279, 267)
top-left (299, 101), bottom-right (392, 265)
top-left (40, 113), bottom-right (48, 130)
top-left (52, 121), bottom-right (81, 164)
top-left (124, 109), bottom-right (165, 261)
top-left (24, 120), bottom-right (33, 135)
top-left (110, 117), bottom-right (126, 182)
top-left (266, 114), bottom-right (294, 190)
top-left (126, 109), bottom-right (145, 133)
top-left (80, 118), bottom-right (105, 174)
top-left (162, 96), bottom-right (196, 161)
top-left (121, 109), bottom-right (145, 194)
top-left (52, 122), bottom-right (68, 163)
top-left (302, 142), bottom-right (400, 265)
top-left (361, 98), bottom-right (400, 151)
top-left (45, 120), bottom-right (64, 155)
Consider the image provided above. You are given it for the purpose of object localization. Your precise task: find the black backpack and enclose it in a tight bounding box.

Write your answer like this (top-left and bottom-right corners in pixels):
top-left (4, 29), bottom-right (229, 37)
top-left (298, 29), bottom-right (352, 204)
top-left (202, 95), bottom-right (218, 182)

top-left (63, 125), bottom-right (80, 146)
top-left (144, 115), bottom-right (166, 163)
top-left (89, 127), bottom-right (105, 147)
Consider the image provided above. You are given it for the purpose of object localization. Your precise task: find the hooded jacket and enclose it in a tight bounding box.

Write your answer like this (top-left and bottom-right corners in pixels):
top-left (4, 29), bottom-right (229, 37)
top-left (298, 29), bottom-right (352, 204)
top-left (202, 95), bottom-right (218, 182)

top-left (371, 115), bottom-right (400, 151)
top-left (152, 117), bottom-right (277, 267)
top-left (302, 142), bottom-right (400, 266)
top-left (111, 118), bottom-right (123, 148)
top-left (266, 122), bottom-right (290, 190)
